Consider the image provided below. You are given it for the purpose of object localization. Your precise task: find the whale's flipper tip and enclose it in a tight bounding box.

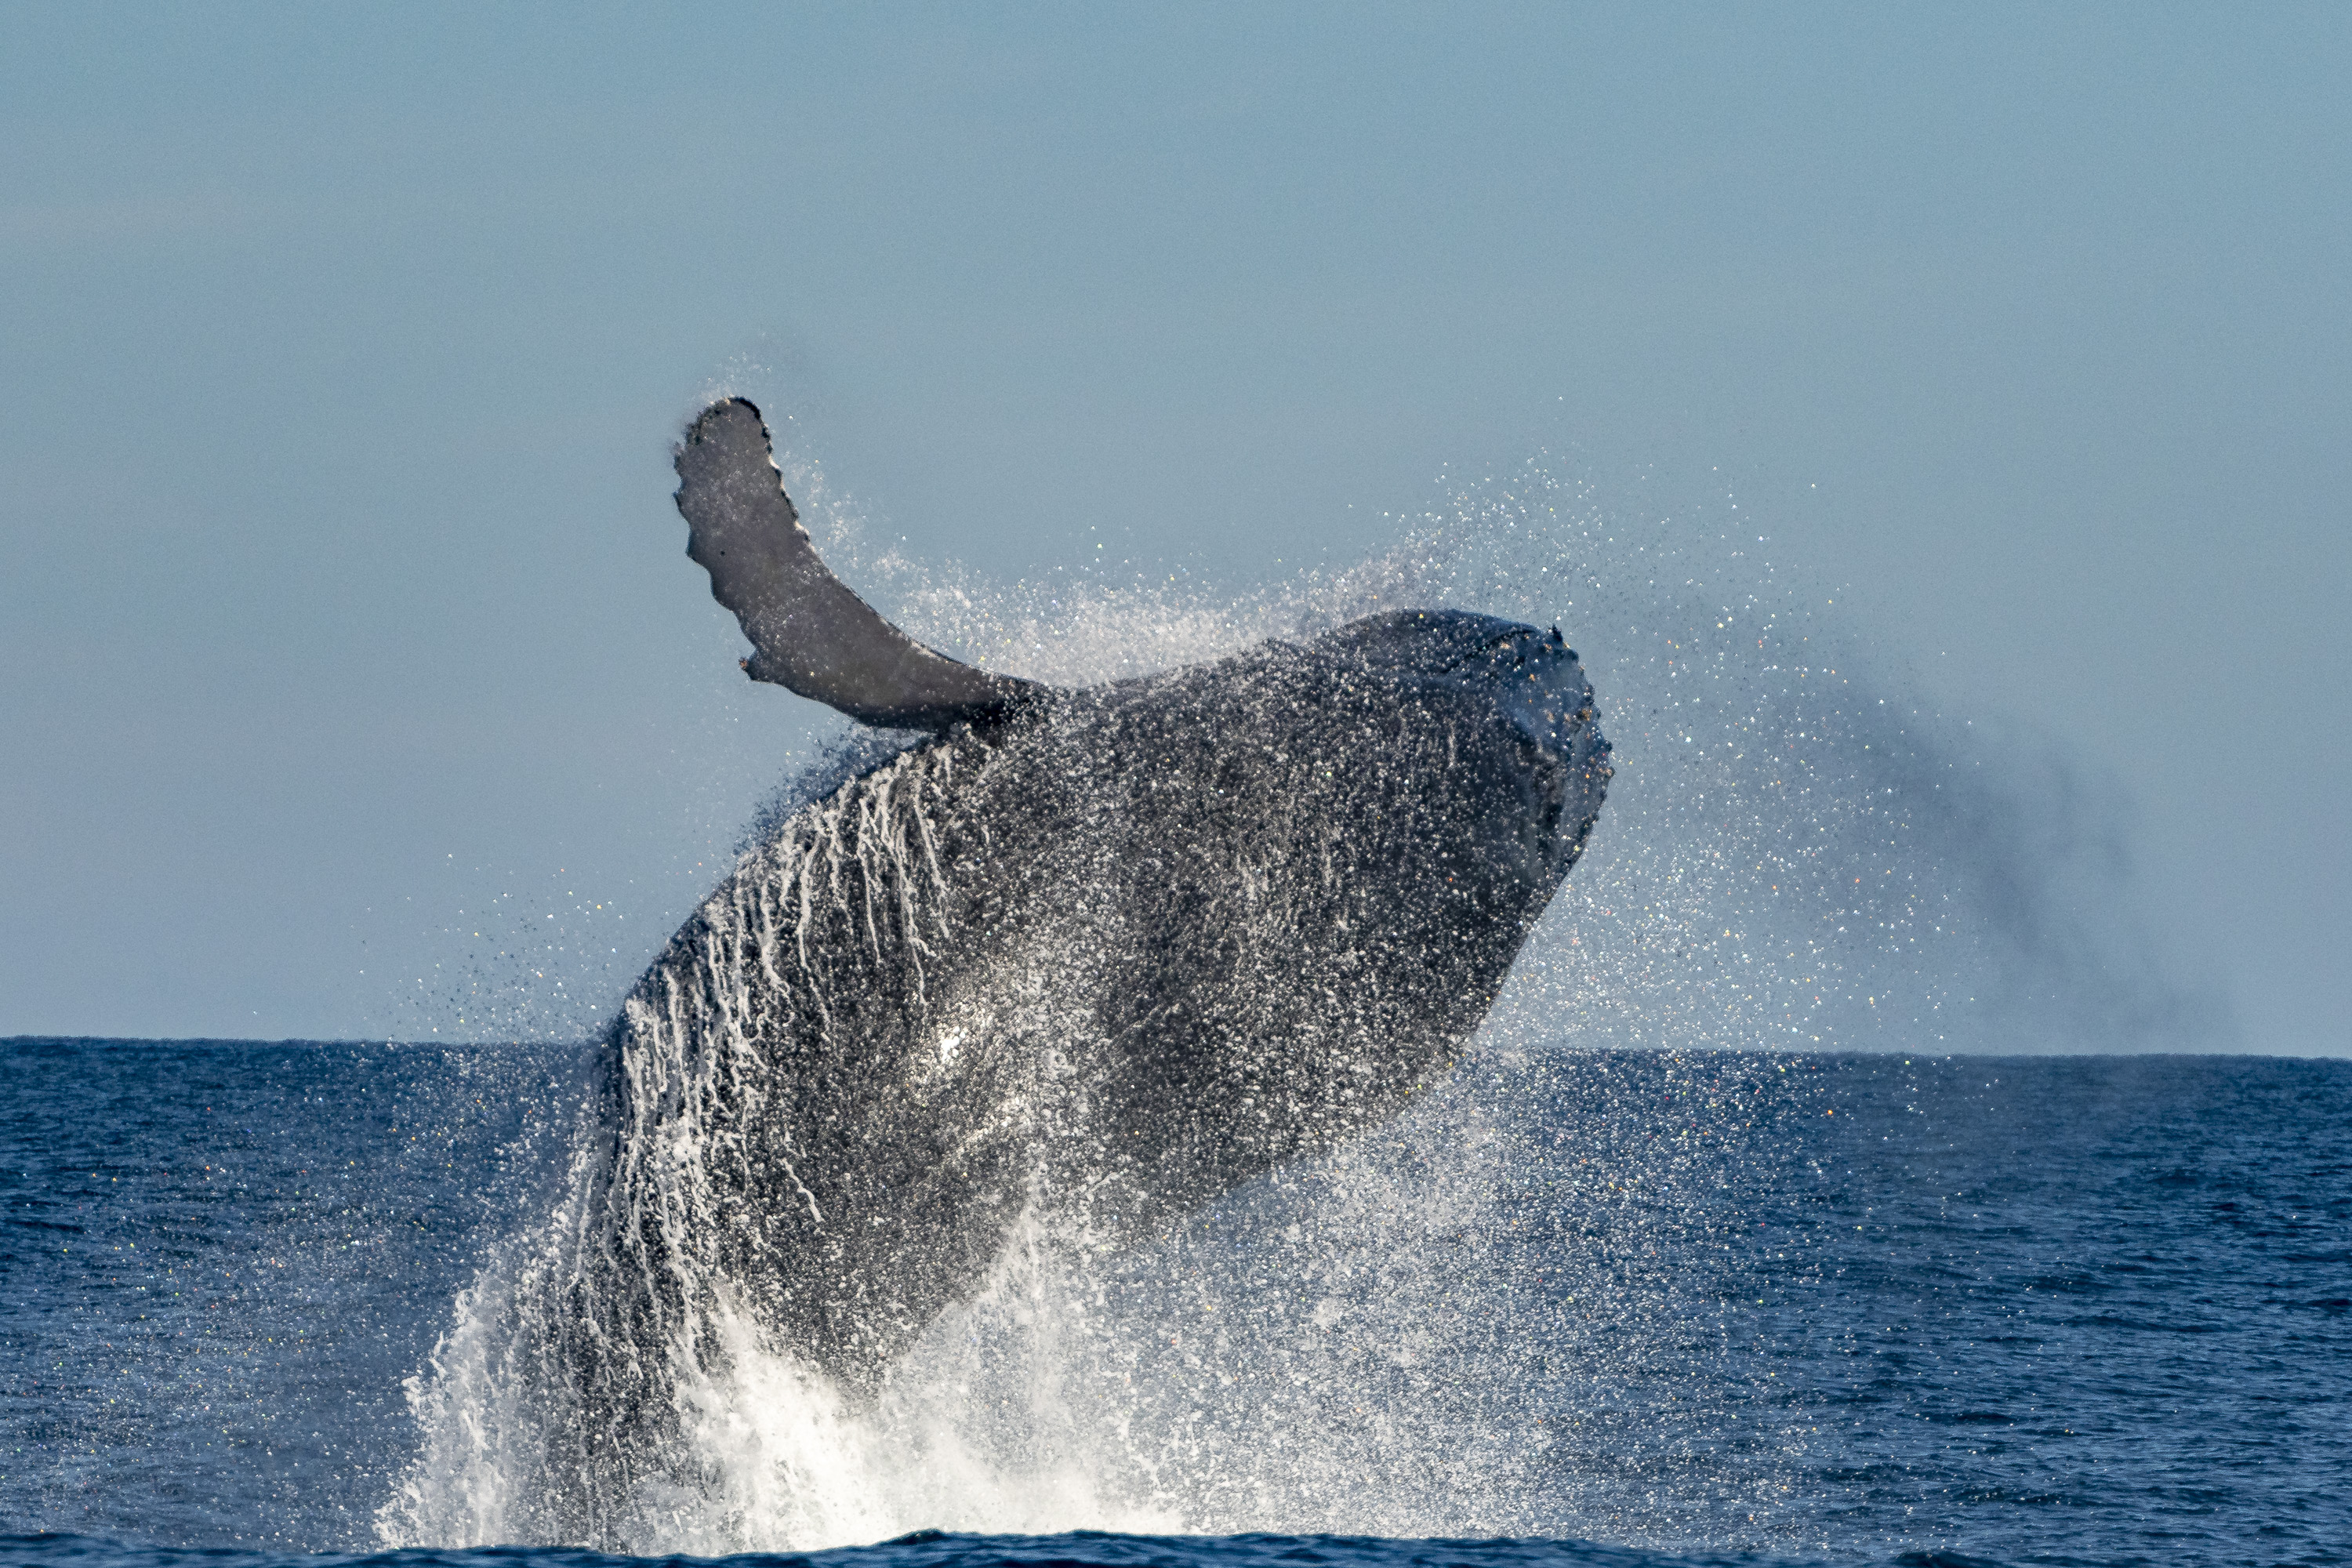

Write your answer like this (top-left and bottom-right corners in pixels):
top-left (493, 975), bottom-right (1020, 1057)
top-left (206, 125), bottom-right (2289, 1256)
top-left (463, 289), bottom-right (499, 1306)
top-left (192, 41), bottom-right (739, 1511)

top-left (673, 397), bottom-right (1039, 731)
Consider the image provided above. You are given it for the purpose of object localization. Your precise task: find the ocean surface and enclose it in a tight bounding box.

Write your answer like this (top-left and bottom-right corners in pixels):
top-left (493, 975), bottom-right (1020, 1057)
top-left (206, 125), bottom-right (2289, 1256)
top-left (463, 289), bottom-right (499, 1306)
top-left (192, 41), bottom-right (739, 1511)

top-left (3, 1039), bottom-right (2346, 1568)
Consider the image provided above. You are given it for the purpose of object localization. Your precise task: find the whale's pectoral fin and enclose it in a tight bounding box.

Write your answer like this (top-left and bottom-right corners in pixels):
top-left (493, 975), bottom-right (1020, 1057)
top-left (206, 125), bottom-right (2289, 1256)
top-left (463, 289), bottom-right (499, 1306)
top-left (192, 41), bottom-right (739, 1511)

top-left (673, 398), bottom-right (1040, 731)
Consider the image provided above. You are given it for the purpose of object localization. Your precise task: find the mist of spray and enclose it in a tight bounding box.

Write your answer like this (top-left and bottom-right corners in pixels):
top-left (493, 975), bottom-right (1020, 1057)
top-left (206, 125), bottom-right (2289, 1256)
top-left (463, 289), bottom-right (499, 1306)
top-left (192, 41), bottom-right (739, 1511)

top-left (864, 451), bottom-right (2216, 1058)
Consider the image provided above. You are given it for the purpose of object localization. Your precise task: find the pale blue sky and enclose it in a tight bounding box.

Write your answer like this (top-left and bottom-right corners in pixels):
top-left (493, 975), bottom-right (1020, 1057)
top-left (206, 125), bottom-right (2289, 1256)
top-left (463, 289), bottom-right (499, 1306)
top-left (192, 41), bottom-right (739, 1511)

top-left (2, 5), bottom-right (2345, 1050)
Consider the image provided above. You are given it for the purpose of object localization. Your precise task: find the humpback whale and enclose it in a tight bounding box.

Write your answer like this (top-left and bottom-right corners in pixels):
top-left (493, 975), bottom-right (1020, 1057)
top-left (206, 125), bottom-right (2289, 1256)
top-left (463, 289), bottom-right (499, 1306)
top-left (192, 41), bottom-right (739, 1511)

top-left (536, 399), bottom-right (1609, 1522)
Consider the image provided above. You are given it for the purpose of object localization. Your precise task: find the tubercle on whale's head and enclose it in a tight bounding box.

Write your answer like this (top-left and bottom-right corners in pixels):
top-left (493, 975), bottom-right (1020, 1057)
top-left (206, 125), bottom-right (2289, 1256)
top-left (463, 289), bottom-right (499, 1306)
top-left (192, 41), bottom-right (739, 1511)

top-left (1310, 608), bottom-right (1612, 874)
top-left (1310, 610), bottom-right (1605, 753)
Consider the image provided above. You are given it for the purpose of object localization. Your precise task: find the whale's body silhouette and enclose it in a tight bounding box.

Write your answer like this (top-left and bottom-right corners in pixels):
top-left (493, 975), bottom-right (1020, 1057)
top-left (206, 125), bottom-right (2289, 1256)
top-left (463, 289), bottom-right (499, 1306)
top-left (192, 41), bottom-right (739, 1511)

top-left (537, 401), bottom-right (1609, 1523)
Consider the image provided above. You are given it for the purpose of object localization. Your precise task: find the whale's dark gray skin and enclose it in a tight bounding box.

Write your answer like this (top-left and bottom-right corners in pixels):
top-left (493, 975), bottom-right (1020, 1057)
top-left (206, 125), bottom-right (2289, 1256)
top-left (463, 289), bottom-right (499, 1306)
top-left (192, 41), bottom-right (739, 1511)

top-left (536, 399), bottom-right (1607, 1527)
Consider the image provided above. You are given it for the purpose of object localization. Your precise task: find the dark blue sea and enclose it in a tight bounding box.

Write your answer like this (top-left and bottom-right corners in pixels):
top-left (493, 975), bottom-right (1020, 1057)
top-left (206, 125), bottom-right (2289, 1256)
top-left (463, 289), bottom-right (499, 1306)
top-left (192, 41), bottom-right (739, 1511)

top-left (5, 1039), bottom-right (2347, 1568)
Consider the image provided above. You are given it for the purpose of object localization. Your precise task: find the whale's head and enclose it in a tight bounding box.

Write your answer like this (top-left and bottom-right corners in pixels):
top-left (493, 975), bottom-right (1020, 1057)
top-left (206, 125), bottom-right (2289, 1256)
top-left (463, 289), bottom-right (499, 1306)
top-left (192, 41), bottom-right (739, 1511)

top-left (1312, 609), bottom-right (1612, 887)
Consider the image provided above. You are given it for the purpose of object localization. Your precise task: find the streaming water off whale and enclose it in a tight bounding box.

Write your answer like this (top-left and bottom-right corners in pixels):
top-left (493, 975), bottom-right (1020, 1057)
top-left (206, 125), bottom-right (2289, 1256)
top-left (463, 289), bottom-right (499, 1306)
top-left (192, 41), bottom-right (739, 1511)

top-left (9, 462), bottom-right (2334, 1566)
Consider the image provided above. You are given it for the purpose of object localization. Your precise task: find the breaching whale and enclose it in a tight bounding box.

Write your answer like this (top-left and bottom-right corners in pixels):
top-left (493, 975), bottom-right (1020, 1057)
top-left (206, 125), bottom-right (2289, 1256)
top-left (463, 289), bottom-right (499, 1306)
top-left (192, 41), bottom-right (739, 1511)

top-left (535, 398), bottom-right (1609, 1521)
